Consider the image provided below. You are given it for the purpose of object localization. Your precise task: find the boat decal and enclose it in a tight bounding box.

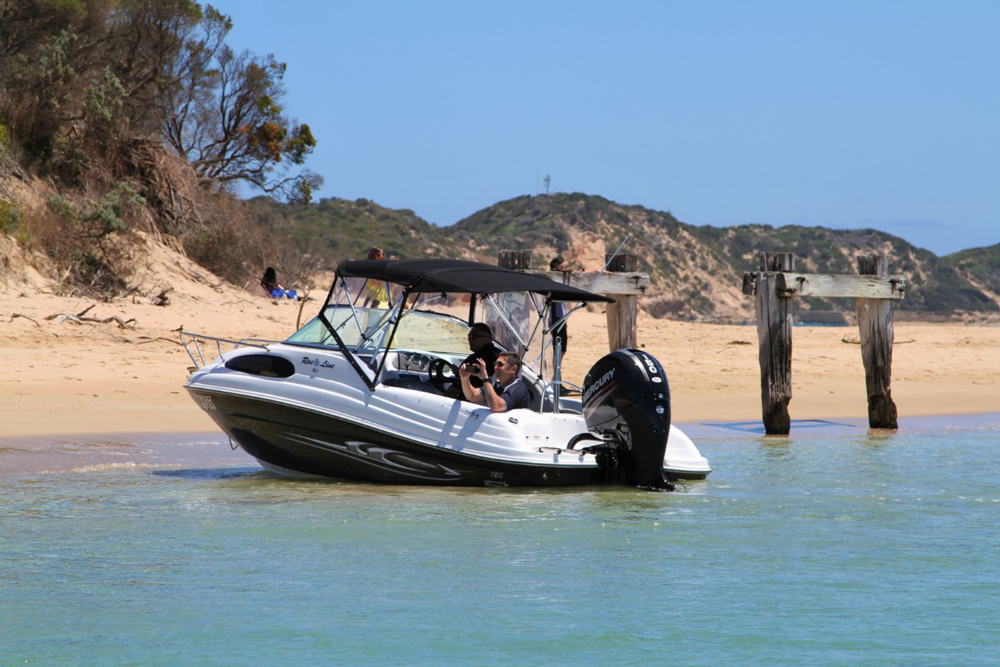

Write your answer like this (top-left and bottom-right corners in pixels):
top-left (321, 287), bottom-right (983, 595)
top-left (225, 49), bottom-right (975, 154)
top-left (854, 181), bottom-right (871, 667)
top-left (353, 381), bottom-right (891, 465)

top-left (300, 356), bottom-right (336, 369)
top-left (582, 380), bottom-right (619, 420)
top-left (582, 367), bottom-right (615, 404)
top-left (623, 349), bottom-right (652, 382)
top-left (285, 434), bottom-right (468, 480)
top-left (193, 394), bottom-right (216, 411)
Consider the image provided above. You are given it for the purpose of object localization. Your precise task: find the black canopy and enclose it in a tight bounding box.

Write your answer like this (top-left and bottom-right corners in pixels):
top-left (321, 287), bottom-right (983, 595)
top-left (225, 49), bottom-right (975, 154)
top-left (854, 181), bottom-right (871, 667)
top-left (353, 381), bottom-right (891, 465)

top-left (336, 258), bottom-right (613, 303)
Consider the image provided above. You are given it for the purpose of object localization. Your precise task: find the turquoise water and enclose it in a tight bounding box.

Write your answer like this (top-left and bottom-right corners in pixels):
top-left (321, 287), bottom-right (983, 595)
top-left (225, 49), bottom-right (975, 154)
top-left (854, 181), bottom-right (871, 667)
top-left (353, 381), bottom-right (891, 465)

top-left (2, 416), bottom-right (998, 666)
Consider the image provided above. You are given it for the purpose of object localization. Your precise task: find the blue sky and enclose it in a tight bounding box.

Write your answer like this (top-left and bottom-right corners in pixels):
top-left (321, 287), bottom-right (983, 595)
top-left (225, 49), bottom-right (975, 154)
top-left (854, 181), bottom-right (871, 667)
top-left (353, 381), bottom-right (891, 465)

top-left (208, 1), bottom-right (998, 256)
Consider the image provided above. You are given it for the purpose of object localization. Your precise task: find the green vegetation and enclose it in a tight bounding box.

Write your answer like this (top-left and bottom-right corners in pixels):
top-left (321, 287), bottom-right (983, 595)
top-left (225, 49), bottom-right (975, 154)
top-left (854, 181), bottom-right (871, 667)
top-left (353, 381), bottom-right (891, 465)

top-left (274, 197), bottom-right (444, 265)
top-left (275, 192), bottom-right (999, 319)
top-left (0, 1), bottom-right (320, 295)
top-left (0, 1), bottom-right (318, 201)
top-left (0, 198), bottom-right (19, 234)
top-left (944, 243), bottom-right (1000, 297)
top-left (26, 183), bottom-right (147, 292)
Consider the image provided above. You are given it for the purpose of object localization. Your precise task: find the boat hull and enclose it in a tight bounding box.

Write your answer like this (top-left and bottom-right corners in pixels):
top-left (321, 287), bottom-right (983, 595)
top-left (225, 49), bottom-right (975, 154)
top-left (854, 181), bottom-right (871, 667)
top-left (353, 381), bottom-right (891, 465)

top-left (191, 389), bottom-right (599, 487)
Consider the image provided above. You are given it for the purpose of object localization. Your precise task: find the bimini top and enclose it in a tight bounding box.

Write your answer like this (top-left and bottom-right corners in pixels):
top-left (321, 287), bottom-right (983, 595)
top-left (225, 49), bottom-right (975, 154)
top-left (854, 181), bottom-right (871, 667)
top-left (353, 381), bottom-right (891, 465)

top-left (336, 258), bottom-right (614, 303)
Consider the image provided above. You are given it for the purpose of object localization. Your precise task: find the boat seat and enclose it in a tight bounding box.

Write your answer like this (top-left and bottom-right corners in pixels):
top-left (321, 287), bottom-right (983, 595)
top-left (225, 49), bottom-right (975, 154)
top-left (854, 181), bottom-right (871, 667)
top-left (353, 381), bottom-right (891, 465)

top-left (370, 351), bottom-right (396, 371)
top-left (530, 381), bottom-right (583, 415)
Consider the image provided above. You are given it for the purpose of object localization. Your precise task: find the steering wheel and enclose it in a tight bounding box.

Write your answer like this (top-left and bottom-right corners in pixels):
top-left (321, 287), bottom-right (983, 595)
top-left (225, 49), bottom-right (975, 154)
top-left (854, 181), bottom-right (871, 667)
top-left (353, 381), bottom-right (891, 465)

top-left (428, 357), bottom-right (460, 393)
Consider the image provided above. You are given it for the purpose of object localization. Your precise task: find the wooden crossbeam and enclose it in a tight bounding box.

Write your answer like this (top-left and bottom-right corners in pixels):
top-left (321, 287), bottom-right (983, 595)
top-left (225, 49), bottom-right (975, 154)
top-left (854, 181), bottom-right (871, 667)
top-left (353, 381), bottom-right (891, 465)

top-left (523, 270), bottom-right (651, 296)
top-left (742, 272), bottom-right (906, 299)
top-left (743, 252), bottom-right (904, 434)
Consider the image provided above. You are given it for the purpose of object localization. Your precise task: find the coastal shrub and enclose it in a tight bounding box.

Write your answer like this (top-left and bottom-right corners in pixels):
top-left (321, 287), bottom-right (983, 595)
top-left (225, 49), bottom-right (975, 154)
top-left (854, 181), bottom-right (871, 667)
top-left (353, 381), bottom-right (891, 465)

top-left (0, 200), bottom-right (20, 234)
top-left (19, 184), bottom-right (144, 295)
top-left (0, 122), bottom-right (12, 159)
top-left (179, 192), bottom-right (316, 291)
top-left (86, 183), bottom-right (144, 235)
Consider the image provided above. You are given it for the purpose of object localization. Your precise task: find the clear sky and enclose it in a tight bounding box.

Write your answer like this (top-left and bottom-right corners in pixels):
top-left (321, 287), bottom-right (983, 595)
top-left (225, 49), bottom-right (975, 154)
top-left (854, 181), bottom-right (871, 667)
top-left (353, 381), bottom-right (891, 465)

top-left (208, 0), bottom-right (998, 256)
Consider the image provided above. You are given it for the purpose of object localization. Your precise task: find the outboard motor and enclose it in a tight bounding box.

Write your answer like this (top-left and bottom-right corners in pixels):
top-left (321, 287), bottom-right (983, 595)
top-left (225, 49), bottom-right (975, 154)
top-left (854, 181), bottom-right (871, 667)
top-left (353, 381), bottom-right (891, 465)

top-left (581, 349), bottom-right (674, 490)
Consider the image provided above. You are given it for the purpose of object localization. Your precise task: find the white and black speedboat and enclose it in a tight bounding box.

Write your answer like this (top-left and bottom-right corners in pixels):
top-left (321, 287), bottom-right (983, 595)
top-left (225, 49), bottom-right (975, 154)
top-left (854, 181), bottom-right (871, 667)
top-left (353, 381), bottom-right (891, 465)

top-left (182, 259), bottom-right (710, 489)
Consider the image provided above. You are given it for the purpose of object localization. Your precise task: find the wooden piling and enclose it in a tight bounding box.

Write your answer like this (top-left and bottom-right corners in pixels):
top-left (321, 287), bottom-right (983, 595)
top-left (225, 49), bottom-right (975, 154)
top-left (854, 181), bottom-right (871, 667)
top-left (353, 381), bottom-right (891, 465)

top-left (741, 251), bottom-right (906, 433)
top-left (605, 254), bottom-right (638, 351)
top-left (498, 249), bottom-right (533, 270)
top-left (856, 255), bottom-right (898, 429)
top-left (755, 252), bottom-right (795, 435)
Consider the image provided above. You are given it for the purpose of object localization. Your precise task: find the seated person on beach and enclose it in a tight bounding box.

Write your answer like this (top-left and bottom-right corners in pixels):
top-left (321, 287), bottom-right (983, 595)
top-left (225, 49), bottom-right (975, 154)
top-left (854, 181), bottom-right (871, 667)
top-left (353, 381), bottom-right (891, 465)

top-left (459, 352), bottom-right (530, 412)
top-left (261, 267), bottom-right (298, 300)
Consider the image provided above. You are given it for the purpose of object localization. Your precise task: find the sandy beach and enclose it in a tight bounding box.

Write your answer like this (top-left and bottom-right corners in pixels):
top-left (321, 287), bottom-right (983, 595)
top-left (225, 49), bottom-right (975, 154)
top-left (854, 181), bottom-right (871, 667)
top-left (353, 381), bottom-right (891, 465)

top-left (2, 240), bottom-right (998, 438)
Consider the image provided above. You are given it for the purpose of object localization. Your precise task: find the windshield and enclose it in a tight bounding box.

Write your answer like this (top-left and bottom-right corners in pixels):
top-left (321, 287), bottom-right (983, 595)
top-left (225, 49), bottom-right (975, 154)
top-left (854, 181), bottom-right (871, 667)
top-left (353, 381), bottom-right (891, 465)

top-left (287, 305), bottom-right (471, 356)
top-left (291, 273), bottom-right (575, 389)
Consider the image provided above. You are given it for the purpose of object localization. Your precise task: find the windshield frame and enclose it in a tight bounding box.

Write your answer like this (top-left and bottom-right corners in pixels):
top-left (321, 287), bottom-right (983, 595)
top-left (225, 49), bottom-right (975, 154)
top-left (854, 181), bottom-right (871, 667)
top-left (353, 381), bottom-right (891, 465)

top-left (307, 271), bottom-right (574, 394)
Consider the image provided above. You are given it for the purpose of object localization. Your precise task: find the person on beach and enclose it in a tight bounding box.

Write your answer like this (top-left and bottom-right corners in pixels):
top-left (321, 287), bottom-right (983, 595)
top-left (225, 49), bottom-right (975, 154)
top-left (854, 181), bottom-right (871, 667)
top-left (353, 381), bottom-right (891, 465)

top-left (260, 267), bottom-right (298, 300)
top-left (548, 256), bottom-right (570, 356)
top-left (362, 246), bottom-right (389, 308)
top-left (459, 351), bottom-right (530, 412)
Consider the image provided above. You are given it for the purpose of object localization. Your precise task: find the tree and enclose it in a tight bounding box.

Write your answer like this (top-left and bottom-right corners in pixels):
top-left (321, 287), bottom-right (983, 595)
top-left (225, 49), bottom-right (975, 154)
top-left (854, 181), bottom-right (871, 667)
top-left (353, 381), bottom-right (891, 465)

top-left (104, 0), bottom-right (205, 136)
top-left (0, 1), bottom-right (320, 201)
top-left (159, 9), bottom-right (320, 203)
top-left (0, 0), bottom-right (103, 162)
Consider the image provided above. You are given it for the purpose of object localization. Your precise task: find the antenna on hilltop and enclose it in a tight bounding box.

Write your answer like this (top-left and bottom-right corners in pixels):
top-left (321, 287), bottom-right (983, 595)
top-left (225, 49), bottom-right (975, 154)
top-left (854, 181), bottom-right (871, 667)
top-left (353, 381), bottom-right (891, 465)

top-left (543, 174), bottom-right (551, 195)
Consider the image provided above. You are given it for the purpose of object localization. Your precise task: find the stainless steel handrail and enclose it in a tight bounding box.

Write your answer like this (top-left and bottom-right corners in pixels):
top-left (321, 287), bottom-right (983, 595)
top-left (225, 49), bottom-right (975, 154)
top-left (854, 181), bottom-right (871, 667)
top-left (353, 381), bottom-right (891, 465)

top-left (179, 331), bottom-right (273, 369)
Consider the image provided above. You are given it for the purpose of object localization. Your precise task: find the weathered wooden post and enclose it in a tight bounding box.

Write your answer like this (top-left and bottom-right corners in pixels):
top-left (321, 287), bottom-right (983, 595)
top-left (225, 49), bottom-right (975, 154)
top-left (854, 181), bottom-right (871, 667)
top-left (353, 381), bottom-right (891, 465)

top-left (742, 251), bottom-right (905, 434)
top-left (856, 255), bottom-right (898, 429)
top-left (498, 249), bottom-right (532, 270)
top-left (606, 253), bottom-right (638, 351)
top-left (756, 252), bottom-right (795, 435)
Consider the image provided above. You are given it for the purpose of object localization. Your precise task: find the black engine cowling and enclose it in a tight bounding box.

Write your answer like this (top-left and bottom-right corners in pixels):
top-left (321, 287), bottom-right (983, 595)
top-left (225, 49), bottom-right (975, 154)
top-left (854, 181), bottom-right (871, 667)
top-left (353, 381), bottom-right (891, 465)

top-left (581, 349), bottom-right (673, 490)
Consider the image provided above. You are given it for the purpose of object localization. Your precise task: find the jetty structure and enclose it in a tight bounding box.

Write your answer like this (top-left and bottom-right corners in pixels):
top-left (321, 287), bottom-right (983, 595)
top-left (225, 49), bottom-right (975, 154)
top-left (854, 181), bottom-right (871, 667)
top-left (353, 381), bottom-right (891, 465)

top-left (742, 253), bottom-right (906, 434)
top-left (498, 249), bottom-right (650, 352)
top-left (502, 249), bottom-right (906, 436)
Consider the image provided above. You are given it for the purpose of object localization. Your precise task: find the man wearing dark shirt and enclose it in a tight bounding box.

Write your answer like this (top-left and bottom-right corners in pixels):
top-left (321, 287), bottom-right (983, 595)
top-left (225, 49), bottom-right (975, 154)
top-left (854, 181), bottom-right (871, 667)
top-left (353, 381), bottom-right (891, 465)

top-left (459, 352), bottom-right (530, 412)
top-left (461, 322), bottom-right (501, 389)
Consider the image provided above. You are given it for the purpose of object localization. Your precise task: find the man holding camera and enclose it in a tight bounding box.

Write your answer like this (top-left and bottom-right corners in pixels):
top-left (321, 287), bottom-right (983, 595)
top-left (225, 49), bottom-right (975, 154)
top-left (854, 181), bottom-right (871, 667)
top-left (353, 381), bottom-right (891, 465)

top-left (462, 322), bottom-right (500, 388)
top-left (459, 351), bottom-right (530, 412)
top-left (443, 322), bottom-right (501, 398)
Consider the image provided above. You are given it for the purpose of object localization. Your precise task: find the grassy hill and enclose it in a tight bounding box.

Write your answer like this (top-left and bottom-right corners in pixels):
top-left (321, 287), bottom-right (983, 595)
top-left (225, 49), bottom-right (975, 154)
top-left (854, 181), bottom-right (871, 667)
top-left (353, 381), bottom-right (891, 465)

top-left (252, 196), bottom-right (452, 264)
top-left (277, 192), bottom-right (1000, 320)
top-left (944, 243), bottom-right (1000, 296)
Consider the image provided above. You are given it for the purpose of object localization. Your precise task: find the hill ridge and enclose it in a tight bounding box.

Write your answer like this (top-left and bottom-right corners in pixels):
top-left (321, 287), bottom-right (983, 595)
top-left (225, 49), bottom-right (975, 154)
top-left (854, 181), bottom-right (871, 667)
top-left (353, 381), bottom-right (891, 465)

top-left (279, 192), bottom-right (1000, 321)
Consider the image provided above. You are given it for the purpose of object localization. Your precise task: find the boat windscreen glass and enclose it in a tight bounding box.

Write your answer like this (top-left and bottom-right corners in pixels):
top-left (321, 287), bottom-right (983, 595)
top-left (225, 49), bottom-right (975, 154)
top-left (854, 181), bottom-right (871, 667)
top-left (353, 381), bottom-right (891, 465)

top-left (287, 306), bottom-right (471, 357)
top-left (289, 274), bottom-right (571, 387)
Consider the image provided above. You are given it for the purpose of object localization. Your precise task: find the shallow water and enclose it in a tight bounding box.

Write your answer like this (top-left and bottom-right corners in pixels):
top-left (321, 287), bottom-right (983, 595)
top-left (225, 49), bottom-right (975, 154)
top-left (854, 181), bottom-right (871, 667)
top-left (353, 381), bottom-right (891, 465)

top-left (2, 416), bottom-right (998, 666)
